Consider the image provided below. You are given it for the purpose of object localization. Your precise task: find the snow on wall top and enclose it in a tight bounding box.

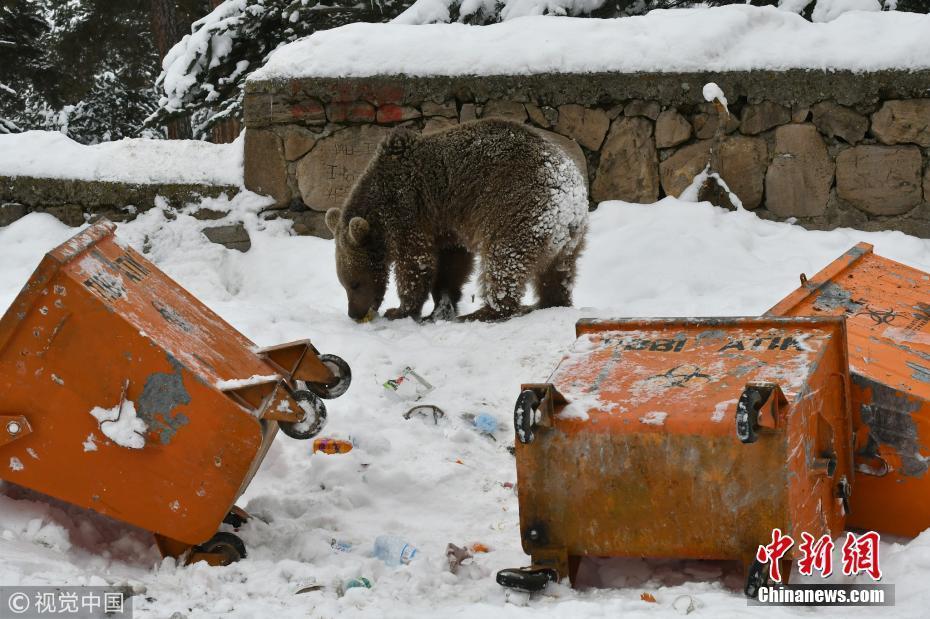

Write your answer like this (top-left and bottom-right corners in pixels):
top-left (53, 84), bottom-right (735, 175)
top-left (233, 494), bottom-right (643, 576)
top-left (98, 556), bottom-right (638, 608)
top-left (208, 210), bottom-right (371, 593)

top-left (249, 6), bottom-right (930, 81)
top-left (0, 131), bottom-right (243, 186)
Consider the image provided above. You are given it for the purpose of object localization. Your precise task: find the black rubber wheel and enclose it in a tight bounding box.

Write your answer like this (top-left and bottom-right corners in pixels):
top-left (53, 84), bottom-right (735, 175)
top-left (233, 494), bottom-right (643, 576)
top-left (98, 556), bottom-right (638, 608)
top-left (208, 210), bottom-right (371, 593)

top-left (514, 390), bottom-right (540, 445)
top-left (195, 532), bottom-right (246, 565)
top-left (305, 354), bottom-right (352, 400)
top-left (736, 388), bottom-right (764, 444)
top-left (279, 390), bottom-right (327, 440)
top-left (496, 567), bottom-right (558, 592)
top-left (744, 558), bottom-right (772, 598)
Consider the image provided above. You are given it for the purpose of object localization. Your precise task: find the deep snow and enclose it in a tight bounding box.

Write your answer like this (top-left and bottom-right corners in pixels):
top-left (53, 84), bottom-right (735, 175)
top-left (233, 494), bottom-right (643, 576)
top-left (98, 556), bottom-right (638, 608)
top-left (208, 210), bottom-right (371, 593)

top-left (251, 6), bottom-right (930, 80)
top-left (0, 131), bottom-right (243, 185)
top-left (2, 191), bottom-right (930, 618)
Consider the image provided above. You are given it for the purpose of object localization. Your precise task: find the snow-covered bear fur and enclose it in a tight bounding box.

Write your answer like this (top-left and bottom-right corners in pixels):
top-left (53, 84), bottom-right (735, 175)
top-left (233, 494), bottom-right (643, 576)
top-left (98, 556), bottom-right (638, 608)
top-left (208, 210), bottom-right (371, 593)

top-left (324, 119), bottom-right (589, 322)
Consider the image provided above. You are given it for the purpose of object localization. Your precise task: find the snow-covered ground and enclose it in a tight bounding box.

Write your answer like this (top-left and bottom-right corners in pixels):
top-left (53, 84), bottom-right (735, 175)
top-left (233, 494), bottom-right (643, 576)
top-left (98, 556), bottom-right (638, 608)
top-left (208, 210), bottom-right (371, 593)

top-left (2, 190), bottom-right (930, 618)
top-left (0, 131), bottom-right (243, 185)
top-left (251, 6), bottom-right (930, 80)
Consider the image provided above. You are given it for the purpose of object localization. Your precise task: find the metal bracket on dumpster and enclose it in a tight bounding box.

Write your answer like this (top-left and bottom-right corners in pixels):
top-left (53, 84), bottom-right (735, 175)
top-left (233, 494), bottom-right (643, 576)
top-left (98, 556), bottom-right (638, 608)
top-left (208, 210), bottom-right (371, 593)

top-left (257, 340), bottom-right (335, 386)
top-left (259, 381), bottom-right (305, 424)
top-left (736, 382), bottom-right (787, 443)
top-left (0, 415), bottom-right (32, 448)
top-left (515, 383), bottom-right (567, 444)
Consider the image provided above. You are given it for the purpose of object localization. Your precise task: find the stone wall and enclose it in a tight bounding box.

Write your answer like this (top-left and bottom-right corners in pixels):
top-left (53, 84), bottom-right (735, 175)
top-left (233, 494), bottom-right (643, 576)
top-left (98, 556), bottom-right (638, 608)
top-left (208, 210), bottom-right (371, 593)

top-left (1, 175), bottom-right (238, 226)
top-left (243, 70), bottom-right (930, 237)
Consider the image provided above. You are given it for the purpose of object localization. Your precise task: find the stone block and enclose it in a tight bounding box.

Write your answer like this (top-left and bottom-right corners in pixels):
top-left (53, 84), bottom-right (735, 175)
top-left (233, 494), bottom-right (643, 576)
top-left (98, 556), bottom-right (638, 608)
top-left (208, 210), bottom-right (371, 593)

top-left (326, 101), bottom-right (376, 123)
top-left (296, 125), bottom-right (392, 212)
top-left (623, 100), bottom-right (661, 120)
top-left (203, 223), bottom-right (251, 252)
top-left (811, 101), bottom-right (868, 144)
top-left (376, 104), bottom-right (421, 124)
top-left (244, 128), bottom-right (290, 207)
top-left (592, 117), bottom-right (659, 204)
top-left (764, 124), bottom-right (834, 218)
top-left (555, 104), bottom-right (610, 151)
top-left (717, 136), bottom-right (768, 210)
top-left (0, 202), bottom-right (27, 226)
top-left (659, 141), bottom-right (711, 198)
top-left (655, 109), bottom-right (692, 149)
top-left (283, 126), bottom-right (318, 161)
top-left (421, 101), bottom-right (457, 118)
top-left (740, 101), bottom-right (791, 135)
top-left (691, 103), bottom-right (740, 139)
top-left (871, 100), bottom-right (930, 147)
top-left (481, 101), bottom-right (528, 123)
top-left (836, 145), bottom-right (923, 215)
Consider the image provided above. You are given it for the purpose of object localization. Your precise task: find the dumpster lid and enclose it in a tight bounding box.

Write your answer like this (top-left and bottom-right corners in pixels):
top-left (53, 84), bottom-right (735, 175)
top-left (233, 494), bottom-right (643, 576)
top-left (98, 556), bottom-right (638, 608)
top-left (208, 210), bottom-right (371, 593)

top-left (548, 316), bottom-right (848, 435)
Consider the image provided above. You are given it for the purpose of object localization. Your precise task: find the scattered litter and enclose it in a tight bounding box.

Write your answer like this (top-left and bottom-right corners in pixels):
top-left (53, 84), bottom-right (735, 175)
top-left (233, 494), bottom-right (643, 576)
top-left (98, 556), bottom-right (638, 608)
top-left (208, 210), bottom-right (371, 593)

top-left (383, 367), bottom-right (434, 401)
top-left (373, 535), bottom-right (417, 566)
top-left (312, 437), bottom-right (354, 454)
top-left (9, 457), bottom-right (23, 472)
top-left (462, 412), bottom-right (498, 438)
top-left (673, 594), bottom-right (697, 615)
top-left (331, 539), bottom-right (352, 553)
top-left (446, 543), bottom-right (472, 574)
top-left (403, 404), bottom-right (446, 424)
top-left (641, 592), bottom-right (657, 603)
top-left (470, 542), bottom-right (490, 553)
top-left (344, 577), bottom-right (371, 591)
top-left (295, 582), bottom-right (324, 595)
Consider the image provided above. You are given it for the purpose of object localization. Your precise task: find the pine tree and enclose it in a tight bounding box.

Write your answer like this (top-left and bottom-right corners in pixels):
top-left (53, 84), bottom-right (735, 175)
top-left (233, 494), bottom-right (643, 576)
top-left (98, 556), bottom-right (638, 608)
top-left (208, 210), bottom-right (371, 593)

top-left (147, 0), bottom-right (417, 139)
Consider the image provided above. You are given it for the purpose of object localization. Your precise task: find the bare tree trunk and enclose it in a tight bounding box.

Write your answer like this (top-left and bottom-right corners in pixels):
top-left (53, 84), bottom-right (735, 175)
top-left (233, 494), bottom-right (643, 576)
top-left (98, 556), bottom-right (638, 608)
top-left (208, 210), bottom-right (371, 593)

top-left (151, 0), bottom-right (192, 139)
top-left (208, 0), bottom-right (241, 144)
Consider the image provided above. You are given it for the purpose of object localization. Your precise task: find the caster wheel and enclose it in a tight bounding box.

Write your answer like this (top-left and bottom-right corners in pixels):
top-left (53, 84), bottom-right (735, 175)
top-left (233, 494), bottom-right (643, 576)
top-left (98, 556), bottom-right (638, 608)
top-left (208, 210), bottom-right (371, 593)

top-left (514, 389), bottom-right (540, 445)
top-left (304, 354), bottom-right (351, 399)
top-left (279, 390), bottom-right (327, 440)
top-left (195, 532), bottom-right (246, 566)
top-left (744, 558), bottom-right (772, 598)
top-left (496, 566), bottom-right (558, 592)
top-left (736, 387), bottom-right (765, 444)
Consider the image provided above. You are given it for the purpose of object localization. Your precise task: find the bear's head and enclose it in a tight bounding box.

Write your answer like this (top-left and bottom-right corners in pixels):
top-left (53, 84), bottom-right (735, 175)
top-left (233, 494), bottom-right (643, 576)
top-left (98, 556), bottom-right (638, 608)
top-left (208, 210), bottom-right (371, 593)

top-left (325, 208), bottom-right (387, 321)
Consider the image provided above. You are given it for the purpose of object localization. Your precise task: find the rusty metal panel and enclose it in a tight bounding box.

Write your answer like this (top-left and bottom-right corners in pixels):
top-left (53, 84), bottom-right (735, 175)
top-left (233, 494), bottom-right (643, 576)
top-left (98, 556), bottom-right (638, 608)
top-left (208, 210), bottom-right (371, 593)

top-left (513, 317), bottom-right (852, 581)
top-left (0, 222), bottom-right (334, 549)
top-left (769, 243), bottom-right (930, 537)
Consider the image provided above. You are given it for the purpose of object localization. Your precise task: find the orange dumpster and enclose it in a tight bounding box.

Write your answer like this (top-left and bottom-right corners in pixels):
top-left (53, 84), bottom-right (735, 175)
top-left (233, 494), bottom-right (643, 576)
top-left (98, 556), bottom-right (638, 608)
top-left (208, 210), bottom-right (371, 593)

top-left (0, 221), bottom-right (351, 564)
top-left (499, 316), bottom-right (852, 594)
top-left (769, 243), bottom-right (930, 537)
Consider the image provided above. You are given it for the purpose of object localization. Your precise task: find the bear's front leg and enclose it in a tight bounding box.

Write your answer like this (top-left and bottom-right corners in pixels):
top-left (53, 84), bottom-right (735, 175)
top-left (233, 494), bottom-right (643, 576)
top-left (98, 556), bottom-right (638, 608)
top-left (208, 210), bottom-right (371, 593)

top-left (384, 241), bottom-right (436, 321)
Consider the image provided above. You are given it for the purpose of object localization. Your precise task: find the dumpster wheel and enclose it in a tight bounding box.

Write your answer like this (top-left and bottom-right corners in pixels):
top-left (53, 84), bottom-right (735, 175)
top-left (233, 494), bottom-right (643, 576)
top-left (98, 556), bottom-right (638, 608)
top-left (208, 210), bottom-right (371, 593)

top-left (280, 390), bottom-right (327, 440)
top-left (304, 354), bottom-right (352, 400)
top-left (194, 532), bottom-right (247, 566)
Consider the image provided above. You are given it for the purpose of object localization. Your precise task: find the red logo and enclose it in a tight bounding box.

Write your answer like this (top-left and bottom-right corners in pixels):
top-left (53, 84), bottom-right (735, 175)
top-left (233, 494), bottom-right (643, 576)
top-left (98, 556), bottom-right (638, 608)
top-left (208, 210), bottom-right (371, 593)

top-left (757, 530), bottom-right (882, 582)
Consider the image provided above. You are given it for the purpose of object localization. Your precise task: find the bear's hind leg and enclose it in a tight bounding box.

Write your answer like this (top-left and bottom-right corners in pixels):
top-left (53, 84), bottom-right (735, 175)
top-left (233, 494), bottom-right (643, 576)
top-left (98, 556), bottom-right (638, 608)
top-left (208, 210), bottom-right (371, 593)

top-left (428, 245), bottom-right (475, 321)
top-left (459, 239), bottom-right (537, 322)
top-left (533, 238), bottom-right (584, 309)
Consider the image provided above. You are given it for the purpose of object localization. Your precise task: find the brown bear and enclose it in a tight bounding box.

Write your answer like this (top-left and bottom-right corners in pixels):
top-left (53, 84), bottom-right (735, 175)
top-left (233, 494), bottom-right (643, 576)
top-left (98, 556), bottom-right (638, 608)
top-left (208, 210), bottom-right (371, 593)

top-left (325, 119), bottom-right (588, 322)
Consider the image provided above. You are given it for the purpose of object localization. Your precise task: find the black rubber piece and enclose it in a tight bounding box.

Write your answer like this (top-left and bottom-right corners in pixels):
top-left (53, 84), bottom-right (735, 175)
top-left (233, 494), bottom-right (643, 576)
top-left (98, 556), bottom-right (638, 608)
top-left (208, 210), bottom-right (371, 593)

top-left (514, 389), bottom-right (540, 445)
top-left (279, 390), bottom-right (327, 440)
top-left (305, 354), bottom-right (352, 400)
top-left (736, 388), bottom-right (765, 443)
top-left (196, 532), bottom-right (247, 565)
top-left (744, 558), bottom-right (771, 598)
top-left (223, 511), bottom-right (246, 528)
top-left (496, 567), bottom-right (558, 592)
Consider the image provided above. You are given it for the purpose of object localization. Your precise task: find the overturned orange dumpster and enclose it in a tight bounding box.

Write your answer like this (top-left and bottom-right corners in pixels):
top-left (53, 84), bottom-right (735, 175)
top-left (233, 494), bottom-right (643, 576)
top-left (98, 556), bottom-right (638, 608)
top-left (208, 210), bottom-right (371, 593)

top-left (0, 221), bottom-right (351, 564)
top-left (769, 243), bottom-right (930, 538)
top-left (499, 316), bottom-right (852, 594)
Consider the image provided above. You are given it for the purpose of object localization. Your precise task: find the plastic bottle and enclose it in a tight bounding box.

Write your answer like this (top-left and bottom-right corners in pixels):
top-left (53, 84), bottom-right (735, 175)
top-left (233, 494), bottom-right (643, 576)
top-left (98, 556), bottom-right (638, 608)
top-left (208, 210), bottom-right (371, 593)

top-left (373, 535), bottom-right (417, 566)
top-left (473, 413), bottom-right (498, 434)
top-left (344, 577), bottom-right (371, 591)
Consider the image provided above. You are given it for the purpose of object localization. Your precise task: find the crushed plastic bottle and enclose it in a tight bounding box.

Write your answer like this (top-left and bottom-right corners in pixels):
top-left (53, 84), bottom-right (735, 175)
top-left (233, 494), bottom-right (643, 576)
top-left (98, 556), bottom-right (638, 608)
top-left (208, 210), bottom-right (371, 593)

top-left (344, 577), bottom-right (371, 591)
top-left (373, 535), bottom-right (417, 566)
top-left (473, 413), bottom-right (498, 434)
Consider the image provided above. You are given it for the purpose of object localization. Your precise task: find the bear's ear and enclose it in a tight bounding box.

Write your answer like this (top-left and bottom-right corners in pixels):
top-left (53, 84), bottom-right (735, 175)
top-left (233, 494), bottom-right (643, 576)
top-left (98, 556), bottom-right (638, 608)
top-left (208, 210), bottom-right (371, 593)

top-left (380, 127), bottom-right (418, 158)
top-left (348, 217), bottom-right (370, 246)
top-left (325, 207), bottom-right (342, 233)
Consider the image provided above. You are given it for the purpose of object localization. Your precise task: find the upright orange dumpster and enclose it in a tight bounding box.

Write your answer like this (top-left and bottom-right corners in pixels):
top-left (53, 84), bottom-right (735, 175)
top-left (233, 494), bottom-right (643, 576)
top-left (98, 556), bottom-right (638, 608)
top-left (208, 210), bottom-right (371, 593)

top-left (498, 316), bottom-right (852, 595)
top-left (0, 221), bottom-right (351, 564)
top-left (769, 243), bottom-right (930, 537)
